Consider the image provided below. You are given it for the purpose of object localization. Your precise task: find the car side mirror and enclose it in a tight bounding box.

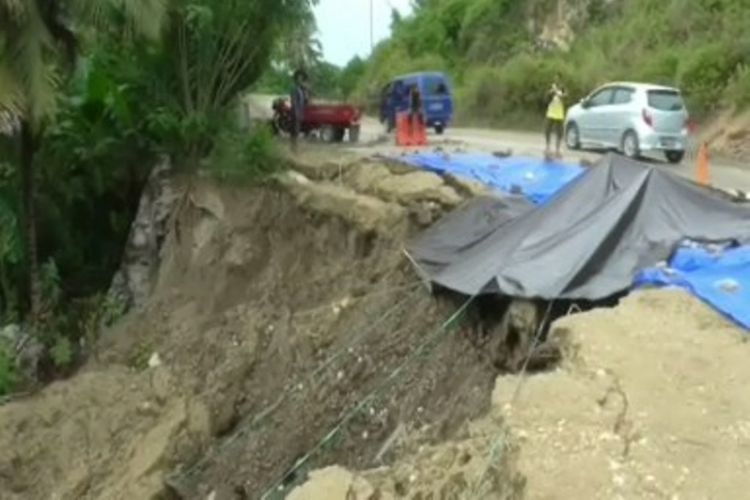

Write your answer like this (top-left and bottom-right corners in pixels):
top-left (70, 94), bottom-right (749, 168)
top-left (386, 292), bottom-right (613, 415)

top-left (580, 98), bottom-right (590, 109)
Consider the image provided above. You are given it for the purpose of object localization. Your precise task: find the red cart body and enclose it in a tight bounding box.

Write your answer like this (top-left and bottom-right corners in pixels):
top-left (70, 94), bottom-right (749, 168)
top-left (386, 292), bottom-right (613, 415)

top-left (271, 98), bottom-right (362, 143)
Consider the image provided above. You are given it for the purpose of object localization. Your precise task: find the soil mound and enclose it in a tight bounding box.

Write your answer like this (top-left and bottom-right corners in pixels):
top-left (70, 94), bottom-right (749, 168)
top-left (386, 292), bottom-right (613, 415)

top-left (495, 290), bottom-right (750, 499)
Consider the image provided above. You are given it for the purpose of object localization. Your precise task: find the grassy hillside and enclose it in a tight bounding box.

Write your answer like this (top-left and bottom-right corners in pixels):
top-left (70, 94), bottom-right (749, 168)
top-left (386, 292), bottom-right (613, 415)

top-left (354, 0), bottom-right (750, 127)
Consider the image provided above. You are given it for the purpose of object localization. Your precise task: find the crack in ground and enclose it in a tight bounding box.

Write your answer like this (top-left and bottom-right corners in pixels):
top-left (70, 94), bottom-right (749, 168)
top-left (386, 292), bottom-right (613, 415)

top-left (596, 370), bottom-right (634, 459)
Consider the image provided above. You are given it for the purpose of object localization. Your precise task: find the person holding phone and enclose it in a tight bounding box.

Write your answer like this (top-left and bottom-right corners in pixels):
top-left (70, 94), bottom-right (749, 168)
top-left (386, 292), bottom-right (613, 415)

top-left (545, 75), bottom-right (566, 159)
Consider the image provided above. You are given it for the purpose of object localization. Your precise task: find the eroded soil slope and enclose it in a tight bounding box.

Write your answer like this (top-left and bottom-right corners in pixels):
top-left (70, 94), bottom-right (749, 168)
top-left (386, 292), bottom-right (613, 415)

top-left (0, 156), bottom-right (500, 500)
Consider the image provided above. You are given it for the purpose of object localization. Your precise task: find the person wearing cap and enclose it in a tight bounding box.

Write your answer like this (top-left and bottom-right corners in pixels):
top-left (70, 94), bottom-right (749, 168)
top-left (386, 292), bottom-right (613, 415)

top-left (290, 69), bottom-right (309, 152)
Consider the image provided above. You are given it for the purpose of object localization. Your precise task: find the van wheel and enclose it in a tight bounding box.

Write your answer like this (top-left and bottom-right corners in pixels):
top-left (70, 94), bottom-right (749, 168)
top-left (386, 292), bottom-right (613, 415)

top-left (435, 124), bottom-right (445, 135)
top-left (665, 150), bottom-right (684, 164)
top-left (621, 130), bottom-right (640, 159)
top-left (565, 122), bottom-right (581, 150)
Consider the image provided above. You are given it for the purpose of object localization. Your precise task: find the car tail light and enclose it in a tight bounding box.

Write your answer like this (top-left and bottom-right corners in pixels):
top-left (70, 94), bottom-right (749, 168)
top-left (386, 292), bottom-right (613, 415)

top-left (642, 108), bottom-right (653, 128)
top-left (686, 118), bottom-right (696, 133)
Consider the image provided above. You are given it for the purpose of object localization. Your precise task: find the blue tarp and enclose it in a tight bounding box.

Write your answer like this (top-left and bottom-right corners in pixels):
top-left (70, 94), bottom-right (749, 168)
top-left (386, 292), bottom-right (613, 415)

top-left (393, 152), bottom-right (584, 205)
top-left (635, 245), bottom-right (750, 329)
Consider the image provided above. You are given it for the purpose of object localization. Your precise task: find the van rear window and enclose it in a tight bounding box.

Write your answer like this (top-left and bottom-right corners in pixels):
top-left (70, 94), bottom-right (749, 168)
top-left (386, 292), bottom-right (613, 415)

top-left (648, 90), bottom-right (684, 111)
top-left (424, 76), bottom-right (449, 95)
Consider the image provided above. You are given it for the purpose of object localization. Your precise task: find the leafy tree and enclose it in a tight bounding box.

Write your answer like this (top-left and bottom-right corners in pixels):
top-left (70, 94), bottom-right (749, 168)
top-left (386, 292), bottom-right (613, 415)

top-left (356, 0), bottom-right (750, 127)
top-left (340, 56), bottom-right (367, 99)
top-left (139, 0), bottom-right (316, 165)
top-left (276, 6), bottom-right (322, 71)
top-left (0, 0), bottom-right (166, 320)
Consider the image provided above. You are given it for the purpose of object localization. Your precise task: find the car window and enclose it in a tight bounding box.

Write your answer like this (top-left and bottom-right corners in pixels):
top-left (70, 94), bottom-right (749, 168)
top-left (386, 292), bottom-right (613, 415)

top-left (588, 88), bottom-right (615, 107)
top-left (613, 88), bottom-right (635, 105)
top-left (648, 90), bottom-right (685, 111)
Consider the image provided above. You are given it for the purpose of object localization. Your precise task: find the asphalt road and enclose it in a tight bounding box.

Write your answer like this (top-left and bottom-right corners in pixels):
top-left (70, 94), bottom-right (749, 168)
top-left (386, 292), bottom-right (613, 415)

top-left (245, 94), bottom-right (750, 192)
top-left (352, 120), bottom-right (750, 193)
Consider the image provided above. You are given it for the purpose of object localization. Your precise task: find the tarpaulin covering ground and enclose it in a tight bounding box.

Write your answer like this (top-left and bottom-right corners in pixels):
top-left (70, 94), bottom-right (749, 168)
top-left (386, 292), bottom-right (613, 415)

top-left (392, 152), bottom-right (584, 205)
top-left (635, 245), bottom-right (750, 328)
top-left (405, 153), bottom-right (750, 329)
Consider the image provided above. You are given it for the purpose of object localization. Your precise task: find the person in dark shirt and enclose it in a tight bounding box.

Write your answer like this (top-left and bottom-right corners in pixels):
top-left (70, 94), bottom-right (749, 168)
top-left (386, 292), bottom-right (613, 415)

top-left (290, 69), bottom-right (309, 152)
top-left (408, 84), bottom-right (423, 130)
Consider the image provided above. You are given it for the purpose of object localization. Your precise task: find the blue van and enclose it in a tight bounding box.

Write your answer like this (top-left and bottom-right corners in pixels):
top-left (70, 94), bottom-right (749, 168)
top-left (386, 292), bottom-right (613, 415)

top-left (379, 71), bottom-right (454, 134)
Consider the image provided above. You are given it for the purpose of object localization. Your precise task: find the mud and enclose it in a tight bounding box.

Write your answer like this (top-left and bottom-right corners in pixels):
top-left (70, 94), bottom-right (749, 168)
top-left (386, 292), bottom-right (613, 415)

top-left (156, 181), bottom-right (498, 498)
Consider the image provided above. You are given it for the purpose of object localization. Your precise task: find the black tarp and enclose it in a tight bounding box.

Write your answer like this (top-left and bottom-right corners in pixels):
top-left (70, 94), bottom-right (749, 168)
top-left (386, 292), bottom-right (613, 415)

top-left (407, 153), bottom-right (750, 300)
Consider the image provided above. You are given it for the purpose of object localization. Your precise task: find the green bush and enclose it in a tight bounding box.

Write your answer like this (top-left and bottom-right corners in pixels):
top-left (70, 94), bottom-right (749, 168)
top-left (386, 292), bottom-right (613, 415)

top-left (637, 51), bottom-right (682, 87)
top-left (725, 64), bottom-right (750, 109)
top-left (678, 43), bottom-right (741, 116)
top-left (205, 124), bottom-right (283, 182)
top-left (0, 344), bottom-right (16, 396)
top-left (456, 55), bottom-right (583, 128)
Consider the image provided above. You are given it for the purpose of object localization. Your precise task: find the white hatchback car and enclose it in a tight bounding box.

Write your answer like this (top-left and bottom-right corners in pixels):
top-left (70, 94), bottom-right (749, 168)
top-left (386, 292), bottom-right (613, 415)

top-left (564, 82), bottom-right (690, 164)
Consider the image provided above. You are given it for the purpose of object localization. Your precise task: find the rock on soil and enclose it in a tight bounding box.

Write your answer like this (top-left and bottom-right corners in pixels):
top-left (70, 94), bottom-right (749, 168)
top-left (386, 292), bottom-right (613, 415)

top-left (108, 157), bottom-right (179, 310)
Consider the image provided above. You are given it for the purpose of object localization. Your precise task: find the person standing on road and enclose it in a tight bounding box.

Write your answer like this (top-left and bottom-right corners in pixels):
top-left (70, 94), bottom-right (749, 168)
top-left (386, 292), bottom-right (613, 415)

top-left (545, 75), bottom-right (567, 159)
top-left (408, 84), bottom-right (424, 132)
top-left (290, 69), bottom-right (309, 153)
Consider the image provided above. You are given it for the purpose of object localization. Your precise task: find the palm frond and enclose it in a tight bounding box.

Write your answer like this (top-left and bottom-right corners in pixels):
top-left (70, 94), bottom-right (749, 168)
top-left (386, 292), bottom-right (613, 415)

top-left (8, 0), bottom-right (58, 126)
top-left (68, 0), bottom-right (107, 33)
top-left (72, 0), bottom-right (166, 40)
top-left (118, 0), bottom-right (166, 40)
top-left (0, 62), bottom-right (23, 123)
top-left (0, 0), bottom-right (29, 23)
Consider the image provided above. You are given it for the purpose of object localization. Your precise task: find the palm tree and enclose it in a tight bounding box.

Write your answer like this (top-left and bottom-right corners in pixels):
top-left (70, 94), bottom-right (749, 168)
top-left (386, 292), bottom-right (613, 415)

top-left (276, 7), bottom-right (322, 71)
top-left (0, 0), bottom-right (165, 319)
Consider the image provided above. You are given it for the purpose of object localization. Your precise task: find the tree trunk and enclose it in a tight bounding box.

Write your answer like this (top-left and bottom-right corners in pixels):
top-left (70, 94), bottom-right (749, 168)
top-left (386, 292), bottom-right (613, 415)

top-left (20, 121), bottom-right (41, 321)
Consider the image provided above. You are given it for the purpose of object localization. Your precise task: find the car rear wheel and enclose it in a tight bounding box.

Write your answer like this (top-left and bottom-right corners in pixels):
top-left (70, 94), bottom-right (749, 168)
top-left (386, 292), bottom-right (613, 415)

top-left (622, 130), bottom-right (640, 159)
top-left (665, 150), bottom-right (684, 164)
top-left (565, 122), bottom-right (581, 150)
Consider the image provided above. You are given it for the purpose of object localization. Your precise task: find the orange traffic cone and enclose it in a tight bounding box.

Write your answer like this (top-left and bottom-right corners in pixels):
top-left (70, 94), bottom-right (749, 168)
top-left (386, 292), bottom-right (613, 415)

top-left (696, 142), bottom-right (710, 186)
top-left (413, 116), bottom-right (427, 146)
top-left (396, 113), bottom-right (412, 146)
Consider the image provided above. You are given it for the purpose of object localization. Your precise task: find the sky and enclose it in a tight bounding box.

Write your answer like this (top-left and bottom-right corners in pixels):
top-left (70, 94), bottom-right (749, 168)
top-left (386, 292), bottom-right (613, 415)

top-left (314, 0), bottom-right (413, 67)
